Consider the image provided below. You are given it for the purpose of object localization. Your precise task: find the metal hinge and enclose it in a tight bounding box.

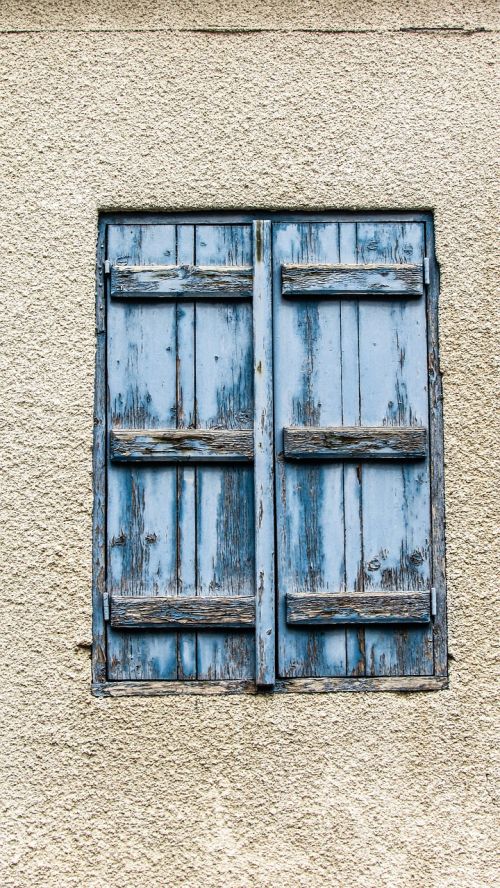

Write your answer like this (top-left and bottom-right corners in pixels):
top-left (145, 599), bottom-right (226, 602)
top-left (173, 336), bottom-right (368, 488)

top-left (103, 592), bottom-right (110, 621)
top-left (103, 259), bottom-right (111, 275)
top-left (431, 587), bottom-right (437, 618)
top-left (423, 257), bottom-right (430, 286)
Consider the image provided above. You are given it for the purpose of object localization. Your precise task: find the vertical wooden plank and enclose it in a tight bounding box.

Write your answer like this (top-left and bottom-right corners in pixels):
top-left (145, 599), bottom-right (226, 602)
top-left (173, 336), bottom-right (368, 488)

top-left (195, 225), bottom-right (255, 680)
top-left (339, 222), bottom-right (365, 676)
top-left (425, 218), bottom-right (448, 678)
top-left (175, 225), bottom-right (197, 679)
top-left (357, 223), bottom-right (433, 676)
top-left (92, 220), bottom-right (107, 687)
top-left (274, 222), bottom-right (346, 678)
top-left (253, 220), bottom-right (275, 685)
top-left (106, 224), bottom-right (178, 680)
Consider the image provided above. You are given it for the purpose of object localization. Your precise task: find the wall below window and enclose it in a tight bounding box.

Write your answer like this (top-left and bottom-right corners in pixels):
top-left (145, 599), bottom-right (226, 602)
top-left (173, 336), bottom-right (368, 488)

top-left (0, 2), bottom-right (497, 886)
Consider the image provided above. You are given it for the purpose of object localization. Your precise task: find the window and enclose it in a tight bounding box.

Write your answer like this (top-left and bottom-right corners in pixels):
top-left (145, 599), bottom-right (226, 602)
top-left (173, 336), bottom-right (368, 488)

top-left (92, 213), bottom-right (447, 696)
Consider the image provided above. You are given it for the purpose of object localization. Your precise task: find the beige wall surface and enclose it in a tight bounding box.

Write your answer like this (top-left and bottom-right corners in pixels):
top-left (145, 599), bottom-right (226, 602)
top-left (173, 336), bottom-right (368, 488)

top-left (0, 2), bottom-right (498, 886)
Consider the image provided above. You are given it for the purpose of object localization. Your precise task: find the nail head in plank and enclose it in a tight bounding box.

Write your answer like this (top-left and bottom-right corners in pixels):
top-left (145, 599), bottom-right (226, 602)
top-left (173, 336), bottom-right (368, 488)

top-left (283, 426), bottom-right (427, 460)
top-left (110, 429), bottom-right (254, 462)
top-left (286, 591), bottom-right (431, 624)
top-left (282, 263), bottom-right (424, 297)
top-left (111, 264), bottom-right (253, 299)
top-left (110, 595), bottom-right (256, 628)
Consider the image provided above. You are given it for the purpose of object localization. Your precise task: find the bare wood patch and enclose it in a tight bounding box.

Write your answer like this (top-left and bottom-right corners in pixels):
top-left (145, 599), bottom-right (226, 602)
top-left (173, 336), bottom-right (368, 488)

top-left (92, 674), bottom-right (447, 697)
top-left (283, 426), bottom-right (427, 460)
top-left (282, 263), bottom-right (423, 297)
top-left (273, 675), bottom-right (447, 693)
top-left (111, 264), bottom-right (253, 299)
top-left (110, 429), bottom-right (254, 462)
top-left (286, 591), bottom-right (431, 624)
top-left (110, 594), bottom-right (256, 628)
top-left (93, 680), bottom-right (258, 697)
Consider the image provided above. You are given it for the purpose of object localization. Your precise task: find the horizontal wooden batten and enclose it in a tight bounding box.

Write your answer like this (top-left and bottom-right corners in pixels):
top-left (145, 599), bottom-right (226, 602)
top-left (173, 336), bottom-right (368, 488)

top-left (110, 264), bottom-right (253, 299)
top-left (110, 429), bottom-right (254, 463)
top-left (92, 675), bottom-right (447, 697)
top-left (283, 426), bottom-right (427, 460)
top-left (281, 263), bottom-right (424, 297)
top-left (286, 591), bottom-right (431, 624)
top-left (110, 595), bottom-right (256, 629)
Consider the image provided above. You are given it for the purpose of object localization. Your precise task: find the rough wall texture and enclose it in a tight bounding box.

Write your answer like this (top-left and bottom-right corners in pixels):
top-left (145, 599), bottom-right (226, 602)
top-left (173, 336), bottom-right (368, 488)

top-left (0, 2), bottom-right (498, 886)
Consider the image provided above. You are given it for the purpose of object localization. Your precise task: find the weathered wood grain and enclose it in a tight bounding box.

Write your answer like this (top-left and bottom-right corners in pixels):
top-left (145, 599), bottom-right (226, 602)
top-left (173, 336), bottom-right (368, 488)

top-left (110, 428), bottom-right (254, 462)
top-left (273, 221), bottom-right (347, 679)
top-left (106, 223), bottom-right (179, 680)
top-left (253, 220), bottom-right (276, 686)
top-left (357, 222), bottom-right (434, 677)
top-left (286, 591), bottom-right (431, 624)
top-left (102, 211), bottom-right (433, 227)
top-left (272, 675), bottom-right (447, 693)
top-left (282, 262), bottom-right (424, 297)
top-left (111, 263), bottom-right (253, 299)
top-left (425, 218), bottom-right (448, 679)
top-left (275, 219), bottom-right (435, 680)
top-left (93, 680), bottom-right (259, 697)
top-left (283, 426), bottom-right (427, 460)
top-left (339, 222), bottom-right (365, 676)
top-left (93, 212), bottom-right (445, 696)
top-left (92, 221), bottom-right (107, 686)
top-left (175, 225), bottom-right (197, 679)
top-left (110, 594), bottom-right (256, 628)
top-left (194, 224), bottom-right (256, 680)
top-left (92, 674), bottom-right (447, 697)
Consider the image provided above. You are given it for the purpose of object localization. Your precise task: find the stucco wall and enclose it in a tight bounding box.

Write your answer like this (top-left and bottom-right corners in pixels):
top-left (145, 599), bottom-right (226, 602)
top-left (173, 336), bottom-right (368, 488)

top-left (1, 2), bottom-right (498, 886)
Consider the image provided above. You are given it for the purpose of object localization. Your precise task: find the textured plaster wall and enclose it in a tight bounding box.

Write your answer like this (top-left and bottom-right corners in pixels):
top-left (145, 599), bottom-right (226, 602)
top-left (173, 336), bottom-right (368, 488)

top-left (0, 2), bottom-right (498, 886)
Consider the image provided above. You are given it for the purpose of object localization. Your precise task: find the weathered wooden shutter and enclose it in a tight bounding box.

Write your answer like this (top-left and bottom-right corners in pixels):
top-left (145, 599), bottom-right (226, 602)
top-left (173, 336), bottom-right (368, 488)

top-left (94, 213), bottom-right (446, 694)
top-left (274, 220), bottom-right (437, 679)
top-left (104, 221), bottom-right (274, 685)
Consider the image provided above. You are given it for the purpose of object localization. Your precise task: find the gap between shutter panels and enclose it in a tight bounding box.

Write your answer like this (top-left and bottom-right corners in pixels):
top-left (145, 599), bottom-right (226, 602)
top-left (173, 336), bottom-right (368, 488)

top-left (95, 214), bottom-right (444, 694)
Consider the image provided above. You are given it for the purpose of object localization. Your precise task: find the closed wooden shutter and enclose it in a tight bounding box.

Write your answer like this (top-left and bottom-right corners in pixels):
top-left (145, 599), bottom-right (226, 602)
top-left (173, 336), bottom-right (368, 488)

top-left (274, 220), bottom-right (435, 679)
top-left (93, 213), bottom-right (446, 695)
top-left (104, 221), bottom-right (274, 684)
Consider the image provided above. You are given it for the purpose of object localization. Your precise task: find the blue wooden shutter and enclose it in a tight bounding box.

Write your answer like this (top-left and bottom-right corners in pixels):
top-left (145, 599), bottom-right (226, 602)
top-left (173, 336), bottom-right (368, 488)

top-left (105, 222), bottom-right (274, 683)
top-left (97, 214), bottom-right (444, 692)
top-left (273, 220), bottom-right (434, 678)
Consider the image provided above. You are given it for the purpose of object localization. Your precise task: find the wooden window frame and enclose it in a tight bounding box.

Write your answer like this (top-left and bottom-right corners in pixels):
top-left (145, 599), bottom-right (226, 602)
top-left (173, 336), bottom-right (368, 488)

top-left (92, 211), bottom-right (447, 698)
